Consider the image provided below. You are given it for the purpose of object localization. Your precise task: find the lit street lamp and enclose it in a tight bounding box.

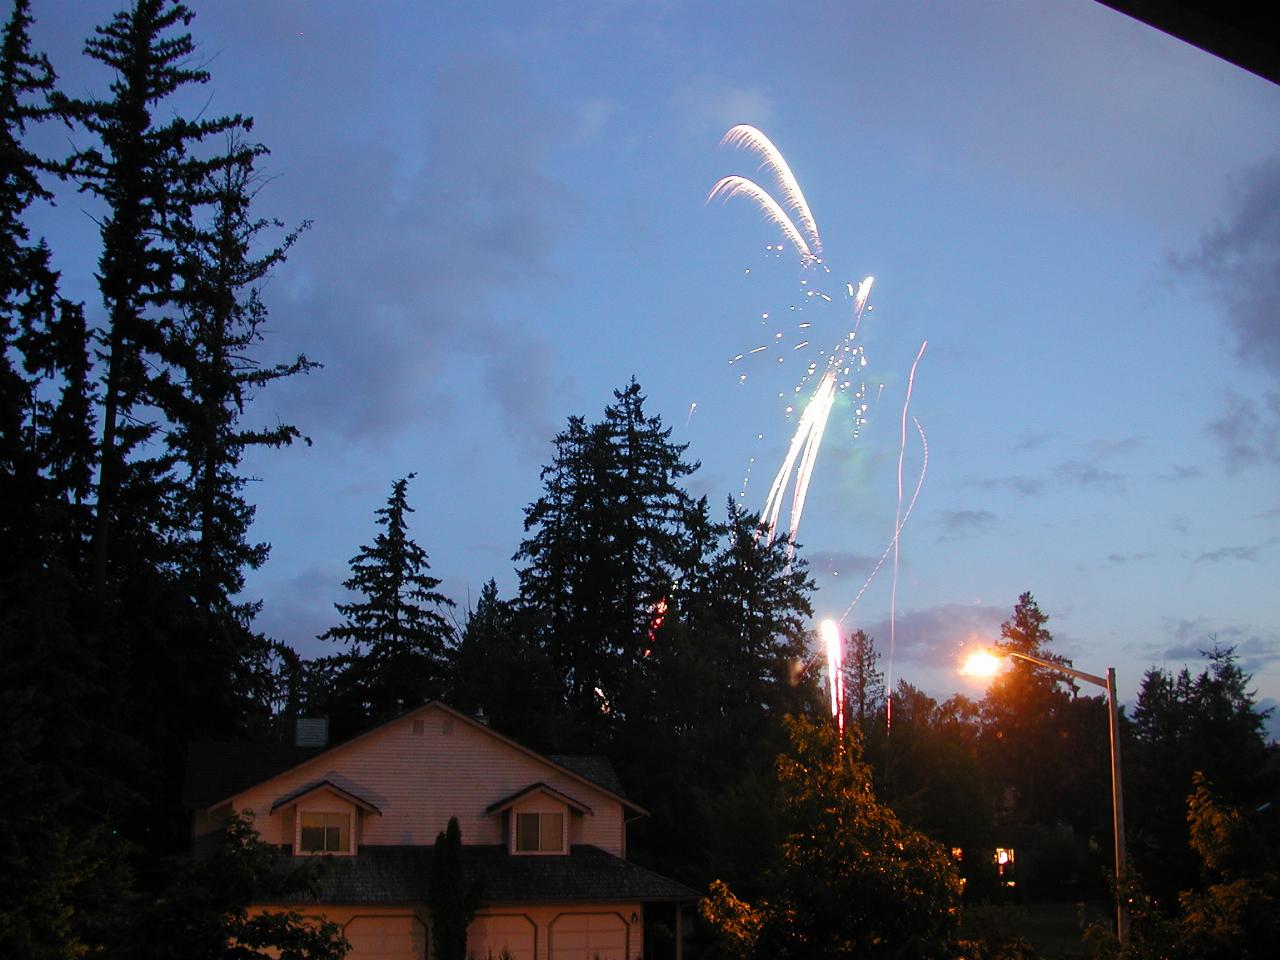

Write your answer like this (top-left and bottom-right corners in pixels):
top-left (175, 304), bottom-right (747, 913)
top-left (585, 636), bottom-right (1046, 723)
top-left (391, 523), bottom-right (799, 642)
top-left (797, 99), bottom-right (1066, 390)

top-left (961, 647), bottom-right (1129, 946)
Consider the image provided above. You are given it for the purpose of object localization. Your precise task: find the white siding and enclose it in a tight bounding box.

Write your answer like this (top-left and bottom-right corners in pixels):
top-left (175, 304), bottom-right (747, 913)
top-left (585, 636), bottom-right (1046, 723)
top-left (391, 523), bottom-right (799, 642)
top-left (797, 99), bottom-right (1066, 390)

top-left (229, 705), bottom-right (626, 856)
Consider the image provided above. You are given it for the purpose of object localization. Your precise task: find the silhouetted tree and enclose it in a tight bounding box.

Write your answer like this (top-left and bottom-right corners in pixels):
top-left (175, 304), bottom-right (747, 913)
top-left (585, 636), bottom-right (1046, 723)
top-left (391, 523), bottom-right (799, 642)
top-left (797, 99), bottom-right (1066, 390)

top-left (1128, 644), bottom-right (1275, 906)
top-left (428, 817), bottom-right (482, 960)
top-left (701, 714), bottom-right (963, 959)
top-left (515, 379), bottom-right (699, 744)
top-left (321, 474), bottom-right (455, 732)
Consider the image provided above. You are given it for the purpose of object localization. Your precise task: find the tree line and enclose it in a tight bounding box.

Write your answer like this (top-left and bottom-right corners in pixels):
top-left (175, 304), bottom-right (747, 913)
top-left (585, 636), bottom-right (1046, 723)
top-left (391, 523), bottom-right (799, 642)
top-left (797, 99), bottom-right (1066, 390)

top-left (3, 3), bottom-right (1275, 959)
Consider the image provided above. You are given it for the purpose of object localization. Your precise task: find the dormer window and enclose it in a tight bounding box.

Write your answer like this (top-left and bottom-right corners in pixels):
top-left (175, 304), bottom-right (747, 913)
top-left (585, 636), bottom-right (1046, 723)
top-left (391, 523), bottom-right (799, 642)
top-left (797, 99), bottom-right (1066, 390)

top-left (515, 811), bottom-right (564, 853)
top-left (300, 811), bottom-right (350, 854)
top-left (268, 779), bottom-right (380, 857)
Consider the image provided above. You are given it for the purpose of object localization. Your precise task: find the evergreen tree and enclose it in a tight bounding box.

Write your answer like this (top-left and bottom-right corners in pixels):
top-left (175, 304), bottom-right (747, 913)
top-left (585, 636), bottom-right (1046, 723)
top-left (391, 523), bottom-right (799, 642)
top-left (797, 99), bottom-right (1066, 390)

top-left (979, 592), bottom-right (1077, 824)
top-left (427, 817), bottom-right (482, 960)
top-left (845, 629), bottom-right (885, 734)
top-left (447, 579), bottom-right (563, 750)
top-left (164, 136), bottom-right (315, 735)
top-left (321, 474), bottom-right (455, 731)
top-left (0, 8), bottom-right (137, 955)
top-left (60, 0), bottom-right (251, 598)
top-left (515, 379), bottom-right (699, 743)
top-left (623, 498), bottom-right (817, 885)
top-left (1128, 644), bottom-right (1275, 907)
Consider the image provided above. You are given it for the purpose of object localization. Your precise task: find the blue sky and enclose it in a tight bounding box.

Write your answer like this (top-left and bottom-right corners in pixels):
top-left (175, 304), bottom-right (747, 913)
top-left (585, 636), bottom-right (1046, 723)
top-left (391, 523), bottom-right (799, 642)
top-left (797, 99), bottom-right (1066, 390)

top-left (27, 1), bottom-right (1280, 722)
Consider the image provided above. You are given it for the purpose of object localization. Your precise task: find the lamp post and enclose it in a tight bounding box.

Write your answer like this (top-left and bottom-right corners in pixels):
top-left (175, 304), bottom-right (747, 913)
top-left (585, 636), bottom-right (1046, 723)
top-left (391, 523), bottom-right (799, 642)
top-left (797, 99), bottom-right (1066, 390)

top-left (962, 647), bottom-right (1129, 946)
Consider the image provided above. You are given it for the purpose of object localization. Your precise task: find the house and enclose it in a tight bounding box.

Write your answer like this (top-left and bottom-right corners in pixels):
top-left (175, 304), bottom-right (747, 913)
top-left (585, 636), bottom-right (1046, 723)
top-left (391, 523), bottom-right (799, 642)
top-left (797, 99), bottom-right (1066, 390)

top-left (184, 702), bottom-right (697, 960)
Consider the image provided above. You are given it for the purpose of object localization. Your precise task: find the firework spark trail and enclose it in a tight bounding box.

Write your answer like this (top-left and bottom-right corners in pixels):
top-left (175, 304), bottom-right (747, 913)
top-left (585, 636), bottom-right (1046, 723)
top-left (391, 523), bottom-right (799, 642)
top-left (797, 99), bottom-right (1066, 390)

top-left (787, 373), bottom-right (838, 557)
top-left (707, 176), bottom-right (813, 262)
top-left (722, 124), bottom-right (823, 257)
top-left (757, 272), bottom-right (875, 548)
top-left (839, 416), bottom-right (928, 622)
top-left (851, 276), bottom-right (874, 338)
top-left (761, 388), bottom-right (823, 539)
top-left (887, 340), bottom-right (927, 733)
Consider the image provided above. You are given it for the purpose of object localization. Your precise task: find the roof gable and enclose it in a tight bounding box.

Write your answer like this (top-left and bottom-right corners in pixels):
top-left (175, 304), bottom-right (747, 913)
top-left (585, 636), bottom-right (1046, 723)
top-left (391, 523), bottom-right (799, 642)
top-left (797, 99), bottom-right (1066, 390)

top-left (197, 702), bottom-right (646, 816)
top-left (485, 782), bottom-right (593, 816)
top-left (270, 779), bottom-right (383, 815)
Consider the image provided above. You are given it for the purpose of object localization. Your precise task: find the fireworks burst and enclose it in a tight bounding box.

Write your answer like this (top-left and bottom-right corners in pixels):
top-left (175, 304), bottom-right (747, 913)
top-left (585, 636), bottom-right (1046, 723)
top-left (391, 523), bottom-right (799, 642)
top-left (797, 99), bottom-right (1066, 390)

top-left (709, 125), bottom-right (930, 733)
top-left (710, 124), bottom-right (875, 551)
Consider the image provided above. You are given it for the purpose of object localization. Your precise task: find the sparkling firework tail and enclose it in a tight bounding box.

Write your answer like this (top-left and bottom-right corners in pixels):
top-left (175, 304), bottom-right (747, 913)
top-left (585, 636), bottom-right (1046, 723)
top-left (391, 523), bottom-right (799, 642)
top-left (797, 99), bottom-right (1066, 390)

top-left (707, 176), bottom-right (814, 263)
top-left (787, 372), bottom-right (838, 556)
top-left (761, 400), bottom-right (816, 540)
top-left (722, 124), bottom-right (823, 257)
top-left (838, 416), bottom-right (928, 623)
top-left (888, 340), bottom-right (928, 732)
top-left (851, 276), bottom-right (874, 338)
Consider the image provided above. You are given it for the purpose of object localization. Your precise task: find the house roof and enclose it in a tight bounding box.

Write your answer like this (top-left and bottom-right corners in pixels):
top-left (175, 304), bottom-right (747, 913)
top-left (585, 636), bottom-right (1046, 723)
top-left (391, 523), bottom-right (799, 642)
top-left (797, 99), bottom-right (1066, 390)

top-left (185, 702), bottom-right (646, 816)
top-left (269, 779), bottom-right (383, 815)
top-left (258, 844), bottom-right (698, 905)
top-left (485, 782), bottom-right (593, 816)
top-left (546, 755), bottom-right (627, 798)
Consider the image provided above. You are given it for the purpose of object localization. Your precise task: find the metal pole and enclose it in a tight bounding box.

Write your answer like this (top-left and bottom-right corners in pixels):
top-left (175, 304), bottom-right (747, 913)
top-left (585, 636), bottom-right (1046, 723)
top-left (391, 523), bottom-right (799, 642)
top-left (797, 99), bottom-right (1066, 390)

top-left (1001, 649), bottom-right (1128, 945)
top-left (1106, 667), bottom-right (1128, 946)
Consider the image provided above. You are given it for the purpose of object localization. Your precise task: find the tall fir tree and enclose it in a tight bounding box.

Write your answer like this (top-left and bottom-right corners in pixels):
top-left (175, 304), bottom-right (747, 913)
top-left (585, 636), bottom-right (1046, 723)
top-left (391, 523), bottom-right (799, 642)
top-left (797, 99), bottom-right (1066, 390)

top-left (978, 591), bottom-right (1077, 824)
top-left (59, 0), bottom-right (251, 599)
top-left (1128, 644), bottom-right (1275, 908)
top-left (164, 136), bottom-right (315, 736)
top-left (321, 474), bottom-right (455, 733)
top-left (515, 379), bottom-right (699, 744)
top-left (844, 628), bottom-right (885, 734)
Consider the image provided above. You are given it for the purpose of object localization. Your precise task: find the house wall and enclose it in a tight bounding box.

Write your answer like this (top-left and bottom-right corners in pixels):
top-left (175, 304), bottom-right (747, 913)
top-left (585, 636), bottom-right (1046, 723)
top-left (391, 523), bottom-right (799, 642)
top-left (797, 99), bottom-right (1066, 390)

top-left (251, 902), bottom-right (644, 960)
top-left (227, 705), bottom-right (625, 855)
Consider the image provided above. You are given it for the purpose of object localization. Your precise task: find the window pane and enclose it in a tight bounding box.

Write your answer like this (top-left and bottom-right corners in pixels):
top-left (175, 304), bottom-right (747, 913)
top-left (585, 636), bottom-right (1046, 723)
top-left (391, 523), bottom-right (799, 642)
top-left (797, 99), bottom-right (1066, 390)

top-left (330, 814), bottom-right (349, 852)
top-left (516, 813), bottom-right (539, 851)
top-left (540, 812), bottom-right (563, 852)
top-left (300, 813), bottom-right (324, 852)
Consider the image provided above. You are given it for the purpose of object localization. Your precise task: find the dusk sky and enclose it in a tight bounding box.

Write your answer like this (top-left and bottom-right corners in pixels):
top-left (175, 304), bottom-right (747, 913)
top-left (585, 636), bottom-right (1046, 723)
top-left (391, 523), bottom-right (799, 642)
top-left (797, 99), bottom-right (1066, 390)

top-left (27, 1), bottom-right (1280, 724)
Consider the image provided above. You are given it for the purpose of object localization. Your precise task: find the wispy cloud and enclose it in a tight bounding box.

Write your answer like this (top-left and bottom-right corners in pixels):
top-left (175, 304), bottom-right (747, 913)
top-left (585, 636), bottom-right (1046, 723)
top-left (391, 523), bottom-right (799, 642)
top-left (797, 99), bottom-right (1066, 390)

top-left (1155, 618), bottom-right (1280, 675)
top-left (938, 509), bottom-right (996, 540)
top-left (858, 602), bottom-right (1009, 668)
top-left (669, 75), bottom-right (776, 138)
top-left (1195, 544), bottom-right (1259, 564)
top-left (1057, 458), bottom-right (1126, 492)
top-left (1012, 431), bottom-right (1053, 452)
top-left (806, 549), bottom-right (884, 578)
top-left (1159, 464), bottom-right (1202, 481)
top-left (1107, 552), bottom-right (1149, 564)
top-left (972, 475), bottom-right (1045, 497)
top-left (1205, 389), bottom-right (1280, 471)
top-left (1178, 156), bottom-right (1280, 378)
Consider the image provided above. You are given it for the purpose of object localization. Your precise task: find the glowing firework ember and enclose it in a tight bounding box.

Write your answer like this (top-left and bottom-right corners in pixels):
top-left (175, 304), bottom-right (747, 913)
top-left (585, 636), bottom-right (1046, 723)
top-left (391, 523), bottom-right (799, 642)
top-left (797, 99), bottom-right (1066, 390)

top-left (821, 618), bottom-right (845, 739)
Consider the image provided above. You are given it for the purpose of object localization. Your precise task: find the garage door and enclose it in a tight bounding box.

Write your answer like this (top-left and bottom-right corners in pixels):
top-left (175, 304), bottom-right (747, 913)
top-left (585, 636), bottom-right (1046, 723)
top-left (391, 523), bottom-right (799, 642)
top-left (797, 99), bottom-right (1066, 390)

top-left (344, 915), bottom-right (427, 960)
top-left (469, 914), bottom-right (536, 960)
top-left (549, 912), bottom-right (628, 960)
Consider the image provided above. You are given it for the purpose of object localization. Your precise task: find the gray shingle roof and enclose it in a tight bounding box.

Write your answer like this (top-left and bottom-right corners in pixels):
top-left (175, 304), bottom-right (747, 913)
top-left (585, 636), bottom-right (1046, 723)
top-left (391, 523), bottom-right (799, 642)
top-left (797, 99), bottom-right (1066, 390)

top-left (260, 845), bottom-right (698, 905)
top-left (546, 755), bottom-right (628, 798)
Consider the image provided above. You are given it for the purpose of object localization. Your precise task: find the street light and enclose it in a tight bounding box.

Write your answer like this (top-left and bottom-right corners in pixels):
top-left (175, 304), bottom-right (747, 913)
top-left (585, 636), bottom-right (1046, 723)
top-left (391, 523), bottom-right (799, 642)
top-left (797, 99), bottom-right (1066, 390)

top-left (960, 647), bottom-right (1129, 946)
